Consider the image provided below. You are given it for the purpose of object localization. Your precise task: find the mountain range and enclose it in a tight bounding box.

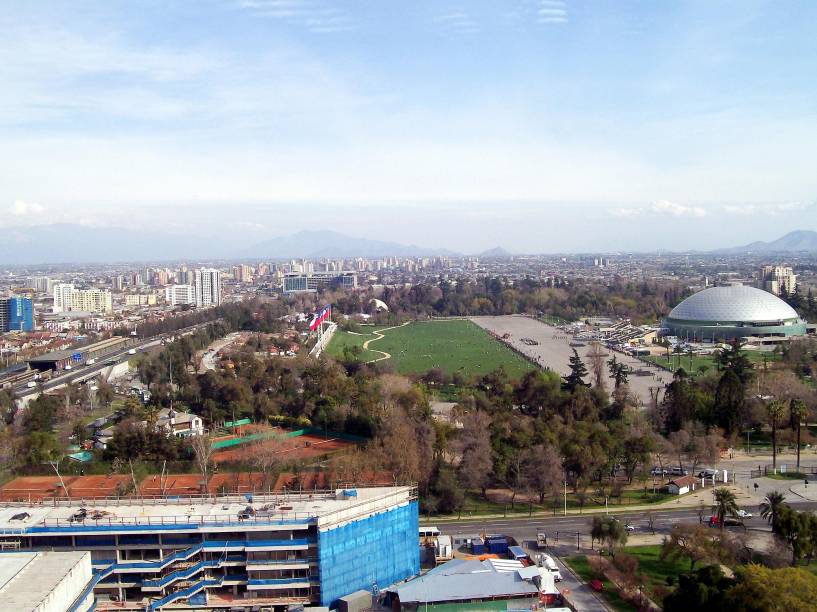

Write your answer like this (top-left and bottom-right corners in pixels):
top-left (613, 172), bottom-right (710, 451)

top-left (713, 230), bottom-right (817, 254)
top-left (0, 225), bottom-right (459, 265)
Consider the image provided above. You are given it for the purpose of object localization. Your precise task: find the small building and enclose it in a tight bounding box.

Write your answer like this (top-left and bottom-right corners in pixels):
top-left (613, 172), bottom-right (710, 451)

top-left (667, 475), bottom-right (697, 495)
top-left (0, 550), bottom-right (94, 612)
top-left (387, 557), bottom-right (565, 611)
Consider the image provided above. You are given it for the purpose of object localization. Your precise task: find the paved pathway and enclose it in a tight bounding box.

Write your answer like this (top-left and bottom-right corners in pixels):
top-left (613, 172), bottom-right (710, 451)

top-left (362, 322), bottom-right (410, 364)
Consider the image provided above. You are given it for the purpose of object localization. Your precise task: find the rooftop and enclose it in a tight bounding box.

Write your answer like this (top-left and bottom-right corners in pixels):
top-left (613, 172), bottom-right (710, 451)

top-left (0, 550), bottom-right (90, 612)
top-left (0, 486), bottom-right (415, 533)
top-left (667, 285), bottom-right (800, 323)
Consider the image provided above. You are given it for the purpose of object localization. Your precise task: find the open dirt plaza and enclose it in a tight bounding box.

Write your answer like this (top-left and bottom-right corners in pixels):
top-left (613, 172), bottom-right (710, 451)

top-left (470, 315), bottom-right (665, 406)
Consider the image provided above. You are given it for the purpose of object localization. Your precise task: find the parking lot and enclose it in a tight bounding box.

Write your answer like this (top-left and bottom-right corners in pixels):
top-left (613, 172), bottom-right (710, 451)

top-left (470, 315), bottom-right (665, 406)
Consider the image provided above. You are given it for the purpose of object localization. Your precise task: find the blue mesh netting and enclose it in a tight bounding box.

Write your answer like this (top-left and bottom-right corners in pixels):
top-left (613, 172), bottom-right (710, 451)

top-left (318, 500), bottom-right (419, 607)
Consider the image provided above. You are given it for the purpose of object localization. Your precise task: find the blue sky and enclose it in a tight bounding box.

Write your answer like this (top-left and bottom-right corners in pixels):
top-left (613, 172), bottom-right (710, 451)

top-left (1, 0), bottom-right (816, 253)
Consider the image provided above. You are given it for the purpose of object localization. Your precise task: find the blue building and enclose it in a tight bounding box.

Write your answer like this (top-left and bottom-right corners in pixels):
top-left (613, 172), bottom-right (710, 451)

top-left (7, 297), bottom-right (34, 332)
top-left (0, 485), bottom-right (419, 611)
top-left (0, 297), bottom-right (34, 333)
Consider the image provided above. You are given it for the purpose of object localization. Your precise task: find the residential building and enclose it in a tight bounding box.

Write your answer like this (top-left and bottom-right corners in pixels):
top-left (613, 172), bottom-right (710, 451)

top-left (194, 268), bottom-right (222, 307)
top-left (283, 272), bottom-right (357, 294)
top-left (164, 284), bottom-right (195, 306)
top-left (0, 550), bottom-right (95, 612)
top-left (124, 294), bottom-right (157, 307)
top-left (52, 283), bottom-right (75, 313)
top-left (0, 486), bottom-right (419, 611)
top-left (156, 408), bottom-right (204, 437)
top-left (760, 265), bottom-right (797, 296)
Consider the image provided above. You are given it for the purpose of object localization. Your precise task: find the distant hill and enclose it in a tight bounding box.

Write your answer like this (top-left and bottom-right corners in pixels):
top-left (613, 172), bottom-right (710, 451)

top-left (714, 230), bottom-right (817, 254)
top-left (245, 230), bottom-right (459, 259)
top-left (479, 246), bottom-right (512, 258)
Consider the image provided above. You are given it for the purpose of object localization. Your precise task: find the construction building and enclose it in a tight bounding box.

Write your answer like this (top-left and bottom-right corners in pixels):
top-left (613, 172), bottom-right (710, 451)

top-left (0, 485), bottom-right (419, 611)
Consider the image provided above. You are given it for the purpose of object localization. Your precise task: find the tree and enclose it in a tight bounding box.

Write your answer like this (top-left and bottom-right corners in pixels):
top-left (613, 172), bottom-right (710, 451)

top-left (760, 491), bottom-right (787, 531)
top-left (716, 339), bottom-right (753, 384)
top-left (523, 443), bottom-right (563, 504)
top-left (590, 516), bottom-right (628, 557)
top-left (456, 411), bottom-right (493, 498)
top-left (661, 524), bottom-right (720, 570)
top-left (190, 434), bottom-right (215, 493)
top-left (725, 564), bottom-right (817, 610)
top-left (562, 349), bottom-right (590, 393)
top-left (714, 370), bottom-right (744, 436)
top-left (775, 506), bottom-right (810, 565)
top-left (790, 398), bottom-right (809, 474)
top-left (663, 565), bottom-right (733, 612)
top-left (712, 487), bottom-right (739, 532)
top-left (766, 400), bottom-right (786, 470)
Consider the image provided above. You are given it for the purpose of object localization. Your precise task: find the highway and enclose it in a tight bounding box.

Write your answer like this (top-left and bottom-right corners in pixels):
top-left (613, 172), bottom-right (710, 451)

top-left (10, 321), bottom-right (219, 400)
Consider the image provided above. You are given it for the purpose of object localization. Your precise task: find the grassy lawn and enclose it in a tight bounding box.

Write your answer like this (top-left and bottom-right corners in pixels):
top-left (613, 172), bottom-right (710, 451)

top-left (624, 545), bottom-right (687, 599)
top-left (565, 555), bottom-right (636, 612)
top-left (644, 349), bottom-right (778, 377)
top-left (565, 546), bottom-right (686, 611)
top-left (327, 320), bottom-right (535, 379)
top-left (766, 471), bottom-right (807, 480)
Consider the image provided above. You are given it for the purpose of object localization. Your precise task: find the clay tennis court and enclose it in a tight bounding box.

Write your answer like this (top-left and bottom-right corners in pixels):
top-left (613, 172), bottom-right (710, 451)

top-left (212, 432), bottom-right (352, 464)
top-left (139, 472), bottom-right (270, 496)
top-left (0, 474), bottom-right (132, 501)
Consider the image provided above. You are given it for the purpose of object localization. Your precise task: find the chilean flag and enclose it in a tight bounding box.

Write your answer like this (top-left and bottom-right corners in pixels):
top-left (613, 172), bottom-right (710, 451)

top-left (309, 305), bottom-right (331, 331)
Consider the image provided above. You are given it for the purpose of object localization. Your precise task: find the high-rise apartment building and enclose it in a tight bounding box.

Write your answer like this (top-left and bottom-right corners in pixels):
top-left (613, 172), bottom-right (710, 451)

top-left (0, 297), bottom-right (34, 332)
top-left (193, 269), bottom-right (222, 307)
top-left (52, 283), bottom-right (75, 313)
top-left (53, 284), bottom-right (112, 314)
top-left (760, 265), bottom-right (797, 296)
top-left (165, 284), bottom-right (196, 306)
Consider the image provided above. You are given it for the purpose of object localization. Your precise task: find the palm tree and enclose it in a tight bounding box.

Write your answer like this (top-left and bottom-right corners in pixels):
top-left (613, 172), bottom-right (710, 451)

top-left (760, 491), bottom-right (787, 531)
top-left (766, 400), bottom-right (786, 471)
top-left (712, 487), bottom-right (739, 531)
top-left (790, 399), bottom-right (809, 474)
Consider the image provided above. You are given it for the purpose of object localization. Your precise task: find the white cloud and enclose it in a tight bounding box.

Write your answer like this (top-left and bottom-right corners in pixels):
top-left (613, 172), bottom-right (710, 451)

top-left (612, 200), bottom-right (707, 218)
top-left (10, 200), bottom-right (45, 216)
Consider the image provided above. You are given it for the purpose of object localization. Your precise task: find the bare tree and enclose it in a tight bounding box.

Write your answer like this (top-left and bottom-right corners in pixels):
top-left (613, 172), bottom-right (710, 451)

top-left (587, 342), bottom-right (607, 391)
top-left (455, 411), bottom-right (493, 498)
top-left (190, 433), bottom-right (215, 493)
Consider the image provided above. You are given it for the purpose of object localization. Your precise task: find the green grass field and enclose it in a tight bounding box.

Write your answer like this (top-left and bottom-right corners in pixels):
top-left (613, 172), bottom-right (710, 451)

top-left (644, 349), bottom-right (778, 377)
top-left (327, 320), bottom-right (534, 379)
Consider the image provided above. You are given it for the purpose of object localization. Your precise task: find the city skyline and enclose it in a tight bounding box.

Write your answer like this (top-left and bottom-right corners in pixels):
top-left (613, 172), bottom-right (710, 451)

top-left (1, 1), bottom-right (816, 253)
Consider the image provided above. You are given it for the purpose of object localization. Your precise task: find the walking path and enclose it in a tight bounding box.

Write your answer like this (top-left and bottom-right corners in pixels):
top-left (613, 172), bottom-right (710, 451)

top-left (362, 322), bottom-right (410, 364)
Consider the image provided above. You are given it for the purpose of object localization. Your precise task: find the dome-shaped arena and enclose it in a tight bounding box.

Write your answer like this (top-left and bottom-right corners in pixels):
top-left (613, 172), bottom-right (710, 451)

top-left (662, 285), bottom-right (806, 341)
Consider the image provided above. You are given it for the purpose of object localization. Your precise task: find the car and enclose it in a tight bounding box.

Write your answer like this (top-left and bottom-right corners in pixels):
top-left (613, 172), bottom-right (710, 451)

top-left (736, 509), bottom-right (753, 519)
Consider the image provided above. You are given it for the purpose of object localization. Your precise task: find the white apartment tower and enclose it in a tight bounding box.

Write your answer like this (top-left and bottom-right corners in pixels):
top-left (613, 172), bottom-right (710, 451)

top-left (165, 284), bottom-right (196, 306)
top-left (193, 268), bottom-right (221, 307)
top-left (760, 265), bottom-right (797, 296)
top-left (52, 283), bottom-right (75, 313)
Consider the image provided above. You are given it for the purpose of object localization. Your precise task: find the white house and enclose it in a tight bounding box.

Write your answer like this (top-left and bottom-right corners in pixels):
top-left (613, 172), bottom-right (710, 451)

top-left (667, 475), bottom-right (697, 495)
